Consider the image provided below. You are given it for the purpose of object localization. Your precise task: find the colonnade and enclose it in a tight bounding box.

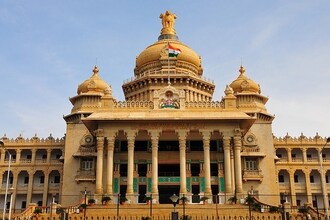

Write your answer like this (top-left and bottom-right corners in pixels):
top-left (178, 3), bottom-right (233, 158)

top-left (93, 128), bottom-right (244, 203)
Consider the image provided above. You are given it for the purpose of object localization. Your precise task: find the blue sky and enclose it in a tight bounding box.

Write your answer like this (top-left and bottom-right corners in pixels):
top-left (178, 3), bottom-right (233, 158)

top-left (0, 1), bottom-right (329, 139)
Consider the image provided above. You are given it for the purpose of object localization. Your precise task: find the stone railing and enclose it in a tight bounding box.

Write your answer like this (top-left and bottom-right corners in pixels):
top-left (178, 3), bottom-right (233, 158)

top-left (113, 101), bottom-right (154, 109)
top-left (185, 101), bottom-right (224, 109)
top-left (123, 70), bottom-right (214, 85)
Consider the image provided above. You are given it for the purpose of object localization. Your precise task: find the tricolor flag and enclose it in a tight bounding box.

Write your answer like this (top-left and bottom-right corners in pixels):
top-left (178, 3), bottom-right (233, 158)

top-left (168, 43), bottom-right (182, 57)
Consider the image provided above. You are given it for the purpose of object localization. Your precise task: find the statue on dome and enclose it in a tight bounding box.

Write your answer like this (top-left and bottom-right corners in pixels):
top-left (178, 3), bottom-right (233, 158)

top-left (160, 10), bottom-right (177, 35)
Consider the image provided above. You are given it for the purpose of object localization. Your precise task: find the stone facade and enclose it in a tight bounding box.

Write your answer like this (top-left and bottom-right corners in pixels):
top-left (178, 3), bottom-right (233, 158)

top-left (0, 11), bottom-right (329, 214)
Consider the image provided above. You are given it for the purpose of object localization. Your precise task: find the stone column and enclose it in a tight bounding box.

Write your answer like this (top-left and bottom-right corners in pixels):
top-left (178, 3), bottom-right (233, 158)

top-left (106, 132), bottom-right (116, 196)
top-left (42, 171), bottom-right (49, 206)
top-left (287, 149), bottom-right (292, 162)
top-left (177, 130), bottom-right (188, 195)
top-left (201, 130), bottom-right (212, 196)
top-left (304, 169), bottom-right (312, 204)
top-left (223, 137), bottom-right (232, 194)
top-left (96, 130), bottom-right (105, 195)
top-left (319, 151), bottom-right (329, 216)
top-left (31, 149), bottom-right (36, 165)
top-left (126, 130), bottom-right (137, 197)
top-left (16, 149), bottom-right (21, 164)
top-left (11, 171), bottom-right (18, 212)
top-left (230, 147), bottom-right (235, 193)
top-left (150, 130), bottom-right (161, 201)
top-left (0, 148), bottom-right (5, 163)
top-left (26, 170), bottom-right (34, 204)
top-left (47, 149), bottom-right (51, 164)
top-left (288, 170), bottom-right (297, 206)
top-left (233, 132), bottom-right (243, 194)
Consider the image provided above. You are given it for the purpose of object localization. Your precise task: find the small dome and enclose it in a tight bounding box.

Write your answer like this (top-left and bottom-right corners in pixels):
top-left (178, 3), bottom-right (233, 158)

top-left (230, 66), bottom-right (260, 94)
top-left (77, 66), bottom-right (111, 95)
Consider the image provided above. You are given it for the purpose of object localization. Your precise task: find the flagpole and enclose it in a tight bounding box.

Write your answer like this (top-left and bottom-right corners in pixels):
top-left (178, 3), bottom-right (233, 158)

top-left (167, 41), bottom-right (170, 85)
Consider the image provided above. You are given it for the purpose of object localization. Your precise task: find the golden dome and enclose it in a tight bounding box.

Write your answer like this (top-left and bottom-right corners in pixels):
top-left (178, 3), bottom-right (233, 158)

top-left (135, 10), bottom-right (202, 76)
top-left (230, 66), bottom-right (260, 94)
top-left (135, 40), bottom-right (201, 70)
top-left (77, 66), bottom-right (111, 95)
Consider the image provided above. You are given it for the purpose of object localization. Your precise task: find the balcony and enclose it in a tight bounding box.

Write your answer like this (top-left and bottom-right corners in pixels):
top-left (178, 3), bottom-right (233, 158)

top-left (243, 169), bottom-right (263, 182)
top-left (241, 147), bottom-right (266, 157)
top-left (75, 170), bottom-right (96, 183)
top-left (73, 147), bottom-right (97, 157)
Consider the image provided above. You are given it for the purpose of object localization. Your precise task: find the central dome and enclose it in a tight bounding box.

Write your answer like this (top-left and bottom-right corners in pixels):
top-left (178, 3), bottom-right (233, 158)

top-left (135, 40), bottom-right (201, 71)
top-left (134, 10), bottom-right (202, 76)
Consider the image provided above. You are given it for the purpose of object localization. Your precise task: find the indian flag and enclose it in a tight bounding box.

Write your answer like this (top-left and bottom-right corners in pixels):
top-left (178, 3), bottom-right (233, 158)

top-left (168, 43), bottom-right (182, 57)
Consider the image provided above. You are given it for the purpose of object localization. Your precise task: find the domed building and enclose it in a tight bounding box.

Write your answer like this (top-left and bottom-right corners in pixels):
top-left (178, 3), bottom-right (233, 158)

top-left (61, 10), bottom-right (279, 206)
top-left (1, 11), bottom-right (330, 219)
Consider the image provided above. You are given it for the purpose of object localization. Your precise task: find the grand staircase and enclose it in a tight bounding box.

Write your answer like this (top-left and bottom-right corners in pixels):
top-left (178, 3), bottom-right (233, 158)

top-left (18, 203), bottom-right (282, 220)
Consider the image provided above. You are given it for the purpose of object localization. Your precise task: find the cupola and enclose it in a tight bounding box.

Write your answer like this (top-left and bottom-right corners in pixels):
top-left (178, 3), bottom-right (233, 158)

top-left (230, 66), bottom-right (260, 94)
top-left (77, 66), bottom-right (111, 95)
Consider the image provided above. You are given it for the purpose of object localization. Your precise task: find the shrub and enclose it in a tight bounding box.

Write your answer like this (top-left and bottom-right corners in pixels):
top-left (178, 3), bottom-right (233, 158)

top-left (102, 196), bottom-right (111, 204)
top-left (88, 198), bottom-right (95, 204)
top-left (34, 207), bottom-right (42, 214)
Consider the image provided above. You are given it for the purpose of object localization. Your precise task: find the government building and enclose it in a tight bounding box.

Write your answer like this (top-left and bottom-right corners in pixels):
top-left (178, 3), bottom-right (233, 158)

top-left (0, 11), bottom-right (329, 215)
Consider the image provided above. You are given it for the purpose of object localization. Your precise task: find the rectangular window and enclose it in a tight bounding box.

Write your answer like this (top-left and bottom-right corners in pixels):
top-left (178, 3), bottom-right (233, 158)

top-left (294, 175), bottom-right (299, 183)
top-left (310, 175), bottom-right (314, 183)
top-left (291, 154), bottom-right (296, 158)
top-left (245, 158), bottom-right (258, 171)
top-left (81, 158), bottom-right (94, 171)
top-left (27, 155), bottom-right (32, 159)
top-left (326, 175), bottom-right (329, 183)
top-left (279, 175), bottom-right (284, 182)
top-left (42, 154), bottom-right (47, 159)
top-left (307, 154), bottom-right (311, 158)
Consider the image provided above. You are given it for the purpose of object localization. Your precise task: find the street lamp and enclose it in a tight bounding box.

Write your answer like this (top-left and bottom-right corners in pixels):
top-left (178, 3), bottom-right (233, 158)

top-left (8, 187), bottom-right (14, 220)
top-left (116, 193), bottom-right (120, 220)
top-left (84, 187), bottom-right (87, 220)
top-left (169, 193), bottom-right (179, 220)
top-left (0, 140), bottom-right (12, 220)
top-left (320, 137), bottom-right (330, 220)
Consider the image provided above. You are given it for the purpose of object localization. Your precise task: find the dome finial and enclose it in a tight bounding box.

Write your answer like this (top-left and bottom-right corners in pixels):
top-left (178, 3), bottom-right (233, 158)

top-left (93, 65), bottom-right (99, 75)
top-left (239, 65), bottom-right (245, 75)
top-left (160, 10), bottom-right (177, 35)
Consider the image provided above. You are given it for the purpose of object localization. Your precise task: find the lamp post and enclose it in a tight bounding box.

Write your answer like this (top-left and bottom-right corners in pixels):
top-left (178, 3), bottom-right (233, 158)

top-left (84, 187), bottom-right (87, 220)
top-left (1, 140), bottom-right (12, 220)
top-left (150, 194), bottom-right (152, 218)
top-left (116, 193), bottom-right (120, 220)
top-left (320, 137), bottom-right (330, 220)
top-left (8, 187), bottom-right (14, 220)
top-left (181, 194), bottom-right (186, 220)
top-left (169, 193), bottom-right (179, 220)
